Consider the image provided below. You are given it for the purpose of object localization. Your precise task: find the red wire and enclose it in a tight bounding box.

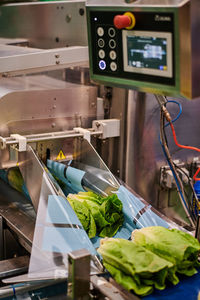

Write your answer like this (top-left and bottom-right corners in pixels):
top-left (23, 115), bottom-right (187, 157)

top-left (193, 168), bottom-right (200, 181)
top-left (170, 123), bottom-right (200, 153)
top-left (170, 123), bottom-right (200, 181)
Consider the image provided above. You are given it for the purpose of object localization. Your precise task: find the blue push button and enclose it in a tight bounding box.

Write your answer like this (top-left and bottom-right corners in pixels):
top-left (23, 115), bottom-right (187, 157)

top-left (99, 60), bottom-right (106, 70)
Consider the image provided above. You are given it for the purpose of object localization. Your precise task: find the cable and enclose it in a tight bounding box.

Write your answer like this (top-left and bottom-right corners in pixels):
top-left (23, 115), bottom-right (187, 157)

top-left (159, 108), bottom-right (195, 227)
top-left (157, 97), bottom-right (198, 225)
top-left (165, 100), bottom-right (182, 127)
top-left (193, 168), bottom-right (200, 181)
top-left (163, 99), bottom-right (200, 180)
top-left (170, 123), bottom-right (200, 153)
top-left (170, 122), bottom-right (200, 181)
top-left (163, 124), bottom-right (192, 200)
top-left (160, 112), bottom-right (186, 203)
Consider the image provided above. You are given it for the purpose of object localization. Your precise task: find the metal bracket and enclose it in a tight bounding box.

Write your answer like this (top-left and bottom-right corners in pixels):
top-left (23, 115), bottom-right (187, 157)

top-left (73, 127), bottom-right (91, 143)
top-left (10, 134), bottom-right (27, 152)
top-left (0, 136), bottom-right (6, 150)
top-left (92, 119), bottom-right (120, 139)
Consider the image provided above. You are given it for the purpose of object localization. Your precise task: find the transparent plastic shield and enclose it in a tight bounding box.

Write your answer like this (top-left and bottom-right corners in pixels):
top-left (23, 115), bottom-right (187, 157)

top-left (29, 173), bottom-right (98, 279)
top-left (47, 139), bottom-right (120, 196)
top-left (22, 146), bottom-right (100, 280)
top-left (72, 139), bottom-right (120, 195)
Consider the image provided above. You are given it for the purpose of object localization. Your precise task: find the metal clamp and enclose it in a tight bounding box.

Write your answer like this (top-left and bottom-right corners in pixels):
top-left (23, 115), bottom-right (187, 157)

top-left (73, 127), bottom-right (91, 143)
top-left (10, 134), bottom-right (27, 152)
top-left (0, 136), bottom-right (6, 150)
top-left (92, 119), bottom-right (120, 139)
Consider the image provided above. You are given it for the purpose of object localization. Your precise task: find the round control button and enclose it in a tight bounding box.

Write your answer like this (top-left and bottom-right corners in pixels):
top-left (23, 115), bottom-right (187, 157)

top-left (97, 27), bottom-right (104, 37)
top-left (108, 27), bottom-right (116, 38)
top-left (98, 49), bottom-right (105, 59)
top-left (114, 14), bottom-right (131, 29)
top-left (109, 39), bottom-right (116, 49)
top-left (109, 50), bottom-right (117, 60)
top-left (98, 38), bottom-right (105, 48)
top-left (110, 62), bottom-right (117, 72)
top-left (99, 60), bottom-right (106, 70)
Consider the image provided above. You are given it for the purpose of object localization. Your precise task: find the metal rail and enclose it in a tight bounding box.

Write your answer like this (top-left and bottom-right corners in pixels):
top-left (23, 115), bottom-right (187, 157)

top-left (0, 129), bottom-right (103, 150)
top-left (0, 45), bottom-right (89, 77)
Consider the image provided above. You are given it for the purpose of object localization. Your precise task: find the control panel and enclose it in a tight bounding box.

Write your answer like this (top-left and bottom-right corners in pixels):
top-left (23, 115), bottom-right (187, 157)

top-left (86, 0), bottom-right (200, 99)
top-left (89, 10), bottom-right (175, 87)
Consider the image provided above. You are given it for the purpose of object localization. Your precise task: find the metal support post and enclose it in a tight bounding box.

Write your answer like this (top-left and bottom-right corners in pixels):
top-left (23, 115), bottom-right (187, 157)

top-left (67, 249), bottom-right (90, 300)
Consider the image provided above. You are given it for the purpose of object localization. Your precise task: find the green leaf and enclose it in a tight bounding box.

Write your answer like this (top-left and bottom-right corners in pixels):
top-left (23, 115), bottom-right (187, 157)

top-left (104, 262), bottom-right (153, 296)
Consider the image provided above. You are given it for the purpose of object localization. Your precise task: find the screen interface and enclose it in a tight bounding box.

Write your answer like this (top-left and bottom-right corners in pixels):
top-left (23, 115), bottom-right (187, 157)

top-left (123, 31), bottom-right (172, 78)
top-left (127, 36), bottom-right (167, 71)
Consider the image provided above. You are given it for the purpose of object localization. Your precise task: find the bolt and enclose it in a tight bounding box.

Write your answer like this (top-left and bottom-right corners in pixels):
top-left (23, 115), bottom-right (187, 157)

top-left (2, 73), bottom-right (8, 78)
top-left (79, 8), bottom-right (85, 16)
top-left (66, 14), bottom-right (72, 23)
top-left (52, 123), bottom-right (56, 128)
top-left (56, 60), bottom-right (60, 65)
top-left (55, 54), bottom-right (60, 58)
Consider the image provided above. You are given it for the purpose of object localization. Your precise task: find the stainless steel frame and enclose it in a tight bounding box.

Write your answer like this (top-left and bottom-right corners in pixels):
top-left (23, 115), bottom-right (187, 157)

top-left (0, 44), bottom-right (88, 77)
top-left (0, 1), bottom-right (87, 49)
top-left (0, 1), bottom-right (89, 77)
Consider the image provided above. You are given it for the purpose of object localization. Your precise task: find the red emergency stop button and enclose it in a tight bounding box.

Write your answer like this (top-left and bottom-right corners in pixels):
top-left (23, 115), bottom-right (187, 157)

top-left (113, 12), bottom-right (136, 30)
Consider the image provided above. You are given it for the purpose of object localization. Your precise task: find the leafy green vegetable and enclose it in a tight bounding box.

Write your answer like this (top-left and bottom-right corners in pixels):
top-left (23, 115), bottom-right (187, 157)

top-left (132, 226), bottom-right (200, 281)
top-left (98, 228), bottom-right (200, 296)
top-left (67, 192), bottom-right (123, 238)
top-left (98, 238), bottom-right (173, 296)
top-left (7, 168), bottom-right (24, 193)
top-left (68, 194), bottom-right (96, 238)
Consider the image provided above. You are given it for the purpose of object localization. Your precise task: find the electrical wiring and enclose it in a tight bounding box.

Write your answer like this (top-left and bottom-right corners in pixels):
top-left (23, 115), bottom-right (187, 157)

top-left (170, 121), bottom-right (200, 181)
top-left (160, 98), bottom-right (200, 223)
top-left (159, 108), bottom-right (195, 226)
top-left (161, 98), bottom-right (200, 181)
top-left (160, 113), bottom-right (184, 199)
top-left (170, 123), bottom-right (200, 153)
top-left (156, 97), bottom-right (200, 225)
top-left (164, 100), bottom-right (183, 127)
top-left (193, 168), bottom-right (200, 181)
top-left (160, 110), bottom-right (185, 197)
top-left (172, 162), bottom-right (199, 216)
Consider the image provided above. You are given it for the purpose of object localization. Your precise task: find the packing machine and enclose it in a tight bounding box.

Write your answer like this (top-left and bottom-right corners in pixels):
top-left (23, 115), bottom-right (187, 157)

top-left (0, 0), bottom-right (200, 299)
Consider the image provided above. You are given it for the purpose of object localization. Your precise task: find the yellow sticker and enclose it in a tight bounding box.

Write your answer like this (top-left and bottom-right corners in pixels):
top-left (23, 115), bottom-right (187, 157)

top-left (56, 150), bottom-right (66, 160)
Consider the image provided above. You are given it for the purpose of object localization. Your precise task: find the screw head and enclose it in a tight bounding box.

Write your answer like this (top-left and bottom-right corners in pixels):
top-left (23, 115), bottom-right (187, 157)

top-left (66, 14), bottom-right (72, 23)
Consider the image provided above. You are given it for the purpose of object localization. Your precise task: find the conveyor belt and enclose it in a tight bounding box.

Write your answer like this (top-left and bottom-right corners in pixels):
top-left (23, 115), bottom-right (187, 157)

top-left (145, 271), bottom-right (200, 300)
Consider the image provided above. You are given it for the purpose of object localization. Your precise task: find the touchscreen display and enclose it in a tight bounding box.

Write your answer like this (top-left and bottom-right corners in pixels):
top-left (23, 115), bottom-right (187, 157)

top-left (127, 36), bottom-right (167, 70)
top-left (123, 31), bottom-right (172, 78)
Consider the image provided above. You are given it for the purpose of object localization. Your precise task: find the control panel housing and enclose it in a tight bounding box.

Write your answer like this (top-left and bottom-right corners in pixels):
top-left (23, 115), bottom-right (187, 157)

top-left (86, 0), bottom-right (200, 99)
